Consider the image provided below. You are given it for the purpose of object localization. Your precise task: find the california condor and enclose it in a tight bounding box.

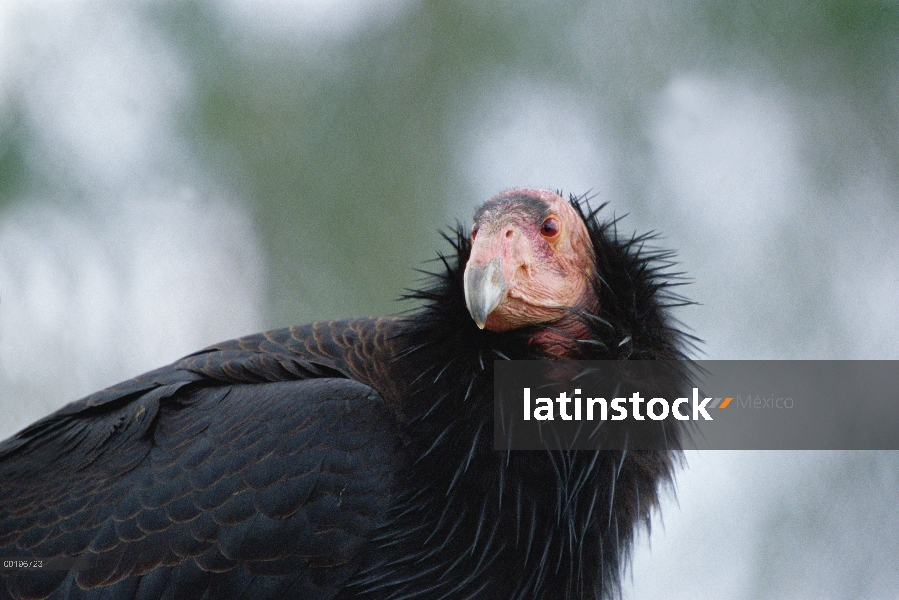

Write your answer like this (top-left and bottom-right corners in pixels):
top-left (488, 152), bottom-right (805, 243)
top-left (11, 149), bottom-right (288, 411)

top-left (0, 188), bottom-right (692, 599)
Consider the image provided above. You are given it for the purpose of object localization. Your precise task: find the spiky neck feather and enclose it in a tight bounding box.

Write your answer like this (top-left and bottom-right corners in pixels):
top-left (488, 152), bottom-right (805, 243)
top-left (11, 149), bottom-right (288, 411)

top-left (348, 195), bottom-right (693, 600)
top-left (399, 195), bottom-right (692, 397)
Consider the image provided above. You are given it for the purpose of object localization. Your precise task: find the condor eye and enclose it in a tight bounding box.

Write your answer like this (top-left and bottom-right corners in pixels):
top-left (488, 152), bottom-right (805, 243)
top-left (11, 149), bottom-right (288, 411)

top-left (540, 216), bottom-right (560, 240)
top-left (471, 223), bottom-right (479, 241)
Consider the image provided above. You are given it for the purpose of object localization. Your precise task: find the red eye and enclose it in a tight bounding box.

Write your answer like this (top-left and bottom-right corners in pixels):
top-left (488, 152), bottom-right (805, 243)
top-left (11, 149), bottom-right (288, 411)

top-left (540, 217), bottom-right (560, 239)
top-left (471, 223), bottom-right (479, 241)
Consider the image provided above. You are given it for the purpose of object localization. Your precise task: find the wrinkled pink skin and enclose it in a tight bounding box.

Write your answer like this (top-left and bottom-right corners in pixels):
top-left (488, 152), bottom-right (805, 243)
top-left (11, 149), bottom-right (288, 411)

top-left (466, 189), bottom-right (598, 355)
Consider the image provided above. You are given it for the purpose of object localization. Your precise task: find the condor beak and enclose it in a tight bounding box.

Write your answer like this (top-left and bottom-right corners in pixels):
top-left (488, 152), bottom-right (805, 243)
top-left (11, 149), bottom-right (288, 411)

top-left (463, 257), bottom-right (507, 329)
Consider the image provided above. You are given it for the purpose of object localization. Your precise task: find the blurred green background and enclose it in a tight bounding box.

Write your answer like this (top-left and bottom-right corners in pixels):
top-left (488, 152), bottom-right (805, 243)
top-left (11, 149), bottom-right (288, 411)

top-left (1, 1), bottom-right (898, 598)
top-left (3, 0), bottom-right (895, 330)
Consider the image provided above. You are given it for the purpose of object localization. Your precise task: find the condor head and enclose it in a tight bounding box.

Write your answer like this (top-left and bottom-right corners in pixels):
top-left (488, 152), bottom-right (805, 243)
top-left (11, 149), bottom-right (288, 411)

top-left (463, 188), bottom-right (598, 333)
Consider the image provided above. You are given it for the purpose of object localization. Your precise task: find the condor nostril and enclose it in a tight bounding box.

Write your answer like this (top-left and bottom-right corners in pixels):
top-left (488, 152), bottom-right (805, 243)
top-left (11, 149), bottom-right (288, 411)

top-left (505, 229), bottom-right (513, 238)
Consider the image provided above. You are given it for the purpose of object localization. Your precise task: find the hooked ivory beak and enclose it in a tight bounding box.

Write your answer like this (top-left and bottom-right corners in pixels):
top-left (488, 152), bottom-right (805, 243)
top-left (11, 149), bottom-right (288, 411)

top-left (463, 257), bottom-right (507, 329)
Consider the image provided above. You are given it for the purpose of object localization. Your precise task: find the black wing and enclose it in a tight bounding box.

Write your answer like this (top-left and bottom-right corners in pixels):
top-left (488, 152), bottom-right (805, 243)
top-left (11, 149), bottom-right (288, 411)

top-left (0, 362), bottom-right (399, 599)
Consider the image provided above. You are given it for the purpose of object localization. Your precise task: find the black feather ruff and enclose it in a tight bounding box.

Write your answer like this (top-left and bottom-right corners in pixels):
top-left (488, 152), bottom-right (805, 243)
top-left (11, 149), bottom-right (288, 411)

top-left (342, 193), bottom-right (696, 600)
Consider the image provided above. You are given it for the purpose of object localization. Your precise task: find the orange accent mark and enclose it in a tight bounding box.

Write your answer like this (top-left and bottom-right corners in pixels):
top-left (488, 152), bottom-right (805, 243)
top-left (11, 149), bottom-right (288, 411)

top-left (719, 397), bottom-right (733, 409)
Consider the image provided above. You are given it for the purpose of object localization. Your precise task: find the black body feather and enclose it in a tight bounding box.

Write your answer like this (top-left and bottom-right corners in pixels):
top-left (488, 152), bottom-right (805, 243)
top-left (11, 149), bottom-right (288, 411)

top-left (0, 194), bottom-right (693, 599)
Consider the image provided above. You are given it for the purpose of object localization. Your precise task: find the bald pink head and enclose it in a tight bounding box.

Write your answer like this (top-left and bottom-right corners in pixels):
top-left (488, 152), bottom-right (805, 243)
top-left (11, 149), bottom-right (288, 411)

top-left (463, 189), bottom-right (598, 334)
